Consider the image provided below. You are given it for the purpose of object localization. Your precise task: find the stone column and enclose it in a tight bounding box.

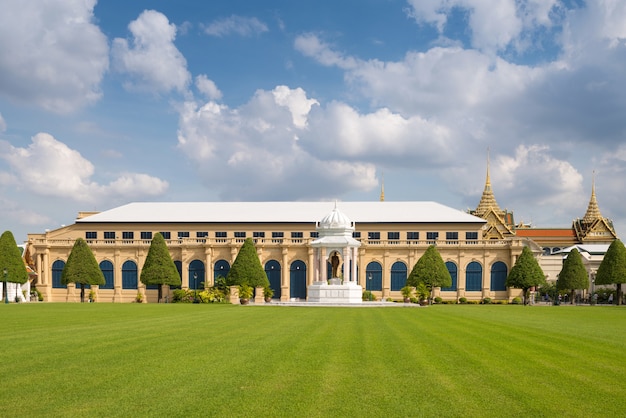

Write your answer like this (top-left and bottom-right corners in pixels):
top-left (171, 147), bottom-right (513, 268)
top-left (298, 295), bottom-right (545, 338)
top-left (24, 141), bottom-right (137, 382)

top-left (281, 248), bottom-right (289, 301)
top-left (320, 247), bottom-right (327, 282)
top-left (343, 246), bottom-right (350, 283)
top-left (352, 247), bottom-right (358, 283)
top-left (307, 247), bottom-right (315, 286)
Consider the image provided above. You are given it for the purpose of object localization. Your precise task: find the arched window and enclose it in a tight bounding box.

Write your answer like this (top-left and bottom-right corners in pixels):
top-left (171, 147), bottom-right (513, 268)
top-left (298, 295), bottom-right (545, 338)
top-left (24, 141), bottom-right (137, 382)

top-left (265, 260), bottom-right (281, 300)
top-left (99, 260), bottom-right (114, 290)
top-left (290, 260), bottom-right (307, 299)
top-left (189, 259), bottom-right (205, 290)
top-left (365, 262), bottom-right (382, 291)
top-left (214, 260), bottom-right (230, 280)
top-left (122, 261), bottom-right (138, 289)
top-left (465, 261), bottom-right (482, 292)
top-left (390, 261), bottom-right (407, 291)
top-left (490, 262), bottom-right (508, 291)
top-left (442, 261), bottom-right (457, 291)
top-left (52, 260), bottom-right (66, 289)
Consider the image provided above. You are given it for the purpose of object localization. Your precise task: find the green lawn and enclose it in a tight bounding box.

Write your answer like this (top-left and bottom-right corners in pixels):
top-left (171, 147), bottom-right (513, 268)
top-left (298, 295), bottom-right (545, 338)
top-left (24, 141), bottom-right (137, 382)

top-left (1, 303), bottom-right (625, 417)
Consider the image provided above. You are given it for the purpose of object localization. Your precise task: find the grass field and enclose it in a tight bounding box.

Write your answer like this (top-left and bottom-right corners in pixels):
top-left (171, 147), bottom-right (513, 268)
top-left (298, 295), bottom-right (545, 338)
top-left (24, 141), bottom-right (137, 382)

top-left (1, 303), bottom-right (625, 417)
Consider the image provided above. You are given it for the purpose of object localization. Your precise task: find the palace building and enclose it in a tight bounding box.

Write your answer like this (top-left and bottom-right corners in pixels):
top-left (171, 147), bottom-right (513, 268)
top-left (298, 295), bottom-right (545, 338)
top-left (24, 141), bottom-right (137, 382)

top-left (24, 165), bottom-right (617, 303)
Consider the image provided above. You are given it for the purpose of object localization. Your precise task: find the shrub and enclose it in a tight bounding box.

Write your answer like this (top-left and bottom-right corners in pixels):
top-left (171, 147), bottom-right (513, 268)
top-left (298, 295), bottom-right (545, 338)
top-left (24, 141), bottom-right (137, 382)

top-left (511, 297), bottom-right (522, 305)
top-left (409, 297), bottom-right (419, 304)
top-left (458, 297), bottom-right (467, 304)
top-left (362, 290), bottom-right (375, 301)
top-left (434, 296), bottom-right (442, 304)
top-left (482, 297), bottom-right (492, 304)
top-left (172, 289), bottom-right (194, 303)
top-left (467, 300), bottom-right (479, 304)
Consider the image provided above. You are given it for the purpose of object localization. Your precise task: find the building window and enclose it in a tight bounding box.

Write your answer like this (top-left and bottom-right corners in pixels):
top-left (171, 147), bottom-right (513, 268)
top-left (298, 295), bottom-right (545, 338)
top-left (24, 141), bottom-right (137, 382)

top-left (160, 232), bottom-right (171, 240)
top-left (466, 232), bottom-right (478, 241)
top-left (104, 231), bottom-right (115, 243)
top-left (310, 232), bottom-right (319, 238)
top-left (407, 232), bottom-right (419, 240)
top-left (272, 232), bottom-right (284, 238)
top-left (368, 232), bottom-right (380, 240)
top-left (122, 231), bottom-right (134, 240)
top-left (85, 231), bottom-right (97, 241)
top-left (446, 232), bottom-right (458, 242)
top-left (234, 232), bottom-right (246, 238)
top-left (352, 232), bottom-right (361, 238)
top-left (291, 232), bottom-right (303, 238)
top-left (215, 232), bottom-right (227, 238)
top-left (196, 232), bottom-right (208, 238)
top-left (178, 231), bottom-right (189, 239)
top-left (388, 232), bottom-right (400, 240)
top-left (426, 232), bottom-right (438, 244)
top-left (140, 232), bottom-right (152, 240)
top-left (253, 232), bottom-right (265, 238)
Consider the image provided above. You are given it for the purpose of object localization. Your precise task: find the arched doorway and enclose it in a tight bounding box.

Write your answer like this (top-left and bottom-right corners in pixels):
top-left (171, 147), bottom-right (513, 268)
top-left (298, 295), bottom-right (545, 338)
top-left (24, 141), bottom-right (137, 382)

top-left (99, 260), bottom-right (114, 289)
top-left (490, 262), bottom-right (507, 291)
top-left (290, 260), bottom-right (306, 299)
top-left (52, 260), bottom-right (66, 289)
top-left (365, 262), bottom-right (382, 291)
top-left (122, 261), bottom-right (138, 289)
top-left (443, 261), bottom-right (457, 291)
top-left (466, 261), bottom-right (482, 292)
top-left (189, 259), bottom-right (205, 290)
top-left (214, 259), bottom-right (230, 281)
top-left (390, 261), bottom-right (407, 291)
top-left (265, 260), bottom-right (281, 299)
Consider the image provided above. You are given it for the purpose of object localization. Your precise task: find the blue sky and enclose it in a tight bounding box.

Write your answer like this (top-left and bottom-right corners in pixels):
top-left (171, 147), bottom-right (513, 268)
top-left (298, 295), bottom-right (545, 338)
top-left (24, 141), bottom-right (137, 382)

top-left (1, 0), bottom-right (626, 242)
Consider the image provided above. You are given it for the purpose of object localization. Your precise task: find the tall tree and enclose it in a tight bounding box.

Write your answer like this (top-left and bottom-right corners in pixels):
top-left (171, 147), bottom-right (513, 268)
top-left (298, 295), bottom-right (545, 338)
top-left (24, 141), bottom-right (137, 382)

top-left (557, 248), bottom-right (589, 304)
top-left (226, 238), bottom-right (268, 288)
top-left (596, 239), bottom-right (626, 305)
top-left (0, 231), bottom-right (29, 302)
top-left (140, 233), bottom-right (181, 302)
top-left (407, 245), bottom-right (452, 302)
top-left (62, 238), bottom-right (105, 303)
top-left (506, 246), bottom-right (546, 305)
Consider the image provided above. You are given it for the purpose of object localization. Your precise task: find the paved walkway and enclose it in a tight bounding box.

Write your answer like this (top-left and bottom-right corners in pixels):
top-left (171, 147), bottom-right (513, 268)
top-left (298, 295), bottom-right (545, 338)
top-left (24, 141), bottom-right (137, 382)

top-left (249, 300), bottom-right (422, 307)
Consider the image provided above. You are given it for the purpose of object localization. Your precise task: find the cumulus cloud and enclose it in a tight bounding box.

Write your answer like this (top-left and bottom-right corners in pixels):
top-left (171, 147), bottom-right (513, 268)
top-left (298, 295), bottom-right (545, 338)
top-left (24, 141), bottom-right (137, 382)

top-left (112, 10), bottom-right (191, 94)
top-left (0, 0), bottom-right (108, 113)
top-left (294, 34), bottom-right (358, 70)
top-left (177, 86), bottom-right (377, 200)
top-left (195, 75), bottom-right (222, 100)
top-left (405, 0), bottom-right (559, 53)
top-left (204, 15), bottom-right (268, 37)
top-left (0, 133), bottom-right (168, 202)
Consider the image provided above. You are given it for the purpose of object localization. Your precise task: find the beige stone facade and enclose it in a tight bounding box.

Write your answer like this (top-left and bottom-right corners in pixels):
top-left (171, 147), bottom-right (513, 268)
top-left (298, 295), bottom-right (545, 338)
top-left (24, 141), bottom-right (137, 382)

top-left (27, 203), bottom-right (526, 303)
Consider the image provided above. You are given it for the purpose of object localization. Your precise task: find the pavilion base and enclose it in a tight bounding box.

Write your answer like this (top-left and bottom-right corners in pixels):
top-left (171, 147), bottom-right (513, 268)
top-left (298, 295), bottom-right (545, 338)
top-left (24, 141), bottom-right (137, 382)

top-left (307, 279), bottom-right (363, 304)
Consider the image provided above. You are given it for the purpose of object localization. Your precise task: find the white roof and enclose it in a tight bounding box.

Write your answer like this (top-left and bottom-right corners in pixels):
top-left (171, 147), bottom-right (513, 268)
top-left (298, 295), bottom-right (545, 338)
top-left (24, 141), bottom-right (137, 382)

top-left (555, 244), bottom-right (610, 255)
top-left (77, 201), bottom-right (486, 225)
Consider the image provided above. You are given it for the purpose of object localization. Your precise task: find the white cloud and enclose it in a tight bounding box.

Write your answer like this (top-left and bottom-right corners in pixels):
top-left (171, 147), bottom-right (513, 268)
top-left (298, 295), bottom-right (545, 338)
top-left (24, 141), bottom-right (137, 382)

top-left (112, 10), bottom-right (191, 94)
top-left (204, 15), bottom-right (268, 37)
top-left (0, 113), bottom-right (5, 132)
top-left (0, 0), bottom-right (108, 113)
top-left (177, 86), bottom-right (377, 200)
top-left (0, 133), bottom-right (168, 202)
top-left (294, 34), bottom-right (358, 69)
top-left (195, 75), bottom-right (223, 100)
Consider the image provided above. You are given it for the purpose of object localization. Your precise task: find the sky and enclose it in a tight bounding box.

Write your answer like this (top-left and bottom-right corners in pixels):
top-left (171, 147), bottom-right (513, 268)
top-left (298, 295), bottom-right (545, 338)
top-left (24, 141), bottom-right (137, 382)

top-left (1, 0), bottom-right (626, 243)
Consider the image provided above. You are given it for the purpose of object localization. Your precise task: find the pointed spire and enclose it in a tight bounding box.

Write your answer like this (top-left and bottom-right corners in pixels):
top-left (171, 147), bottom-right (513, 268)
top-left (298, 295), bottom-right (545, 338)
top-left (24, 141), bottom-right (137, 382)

top-left (474, 148), bottom-right (503, 216)
top-left (582, 171), bottom-right (603, 223)
top-left (379, 172), bottom-right (385, 202)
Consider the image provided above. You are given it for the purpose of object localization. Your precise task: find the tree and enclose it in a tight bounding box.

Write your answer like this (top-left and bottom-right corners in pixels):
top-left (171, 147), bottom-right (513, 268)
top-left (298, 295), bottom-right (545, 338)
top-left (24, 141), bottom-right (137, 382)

top-left (557, 248), bottom-right (589, 304)
top-left (506, 246), bottom-right (545, 305)
top-left (0, 231), bottom-right (29, 302)
top-left (407, 245), bottom-right (451, 303)
top-left (596, 239), bottom-right (626, 306)
top-left (226, 238), bottom-right (268, 288)
top-left (61, 238), bottom-right (105, 303)
top-left (140, 233), bottom-right (181, 302)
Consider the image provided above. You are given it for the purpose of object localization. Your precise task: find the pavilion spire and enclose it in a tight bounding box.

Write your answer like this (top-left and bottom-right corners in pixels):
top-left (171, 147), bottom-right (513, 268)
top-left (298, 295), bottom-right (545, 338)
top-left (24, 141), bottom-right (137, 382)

top-left (379, 173), bottom-right (385, 202)
top-left (582, 171), bottom-right (603, 223)
top-left (474, 149), bottom-right (503, 216)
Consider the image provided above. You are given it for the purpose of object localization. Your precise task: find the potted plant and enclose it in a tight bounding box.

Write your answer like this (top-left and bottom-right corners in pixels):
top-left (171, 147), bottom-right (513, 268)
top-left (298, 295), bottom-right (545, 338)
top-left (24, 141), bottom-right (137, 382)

top-left (400, 285), bottom-right (413, 303)
top-left (239, 284), bottom-right (253, 305)
top-left (416, 282), bottom-right (429, 306)
top-left (135, 291), bottom-right (144, 303)
top-left (263, 285), bottom-right (274, 303)
top-left (88, 289), bottom-right (96, 303)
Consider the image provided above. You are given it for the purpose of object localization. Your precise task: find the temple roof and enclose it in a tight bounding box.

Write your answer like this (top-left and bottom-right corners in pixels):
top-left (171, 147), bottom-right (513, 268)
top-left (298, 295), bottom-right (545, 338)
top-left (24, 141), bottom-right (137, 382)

top-left (473, 159), bottom-right (504, 218)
